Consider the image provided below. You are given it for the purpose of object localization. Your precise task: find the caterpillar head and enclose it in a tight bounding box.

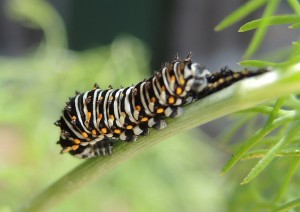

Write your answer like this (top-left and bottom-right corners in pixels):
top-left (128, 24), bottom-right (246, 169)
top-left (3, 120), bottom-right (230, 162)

top-left (188, 62), bottom-right (211, 93)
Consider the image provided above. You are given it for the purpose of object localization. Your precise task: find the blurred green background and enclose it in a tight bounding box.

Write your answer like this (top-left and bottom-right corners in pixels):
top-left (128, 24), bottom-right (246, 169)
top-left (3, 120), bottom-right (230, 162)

top-left (0, 0), bottom-right (298, 211)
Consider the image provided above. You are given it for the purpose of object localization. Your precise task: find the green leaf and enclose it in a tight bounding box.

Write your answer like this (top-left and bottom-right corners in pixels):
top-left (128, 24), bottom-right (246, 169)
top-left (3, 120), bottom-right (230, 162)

top-left (239, 15), bottom-right (300, 32)
top-left (291, 42), bottom-right (300, 59)
top-left (241, 122), bottom-right (300, 184)
top-left (218, 114), bottom-right (253, 145)
top-left (215, 0), bottom-right (268, 31)
top-left (242, 105), bottom-right (286, 115)
top-left (221, 114), bottom-right (296, 175)
top-left (266, 97), bottom-right (287, 125)
top-left (287, 0), bottom-right (300, 16)
top-left (274, 158), bottom-right (300, 202)
top-left (239, 60), bottom-right (278, 68)
top-left (242, 148), bottom-right (300, 159)
top-left (273, 196), bottom-right (300, 212)
top-left (289, 22), bottom-right (300, 28)
top-left (244, 0), bottom-right (281, 58)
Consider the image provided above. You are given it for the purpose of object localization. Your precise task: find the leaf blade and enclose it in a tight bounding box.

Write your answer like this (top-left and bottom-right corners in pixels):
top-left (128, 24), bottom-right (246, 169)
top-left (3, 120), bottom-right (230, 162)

top-left (215, 0), bottom-right (268, 31)
top-left (241, 123), bottom-right (300, 184)
top-left (239, 15), bottom-right (300, 32)
top-left (243, 0), bottom-right (281, 58)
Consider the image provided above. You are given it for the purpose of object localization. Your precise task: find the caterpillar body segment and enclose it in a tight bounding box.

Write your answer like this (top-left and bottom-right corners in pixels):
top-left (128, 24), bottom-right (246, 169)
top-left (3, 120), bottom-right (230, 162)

top-left (55, 56), bottom-right (267, 158)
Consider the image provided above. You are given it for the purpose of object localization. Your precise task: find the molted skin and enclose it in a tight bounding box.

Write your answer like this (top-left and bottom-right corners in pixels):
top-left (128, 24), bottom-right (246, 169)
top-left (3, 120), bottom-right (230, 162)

top-left (55, 55), bottom-right (267, 158)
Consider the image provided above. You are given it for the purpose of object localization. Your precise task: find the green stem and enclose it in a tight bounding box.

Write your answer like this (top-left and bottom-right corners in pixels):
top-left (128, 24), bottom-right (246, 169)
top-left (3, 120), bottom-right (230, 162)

top-left (20, 66), bottom-right (300, 211)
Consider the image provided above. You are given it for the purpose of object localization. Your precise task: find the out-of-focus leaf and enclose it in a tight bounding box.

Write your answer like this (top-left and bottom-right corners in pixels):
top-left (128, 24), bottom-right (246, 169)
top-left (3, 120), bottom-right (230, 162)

top-left (288, 0), bottom-right (300, 16)
top-left (241, 123), bottom-right (300, 184)
top-left (215, 0), bottom-right (268, 31)
top-left (239, 60), bottom-right (278, 68)
top-left (274, 197), bottom-right (300, 212)
top-left (239, 15), bottom-right (300, 32)
top-left (243, 0), bottom-right (280, 58)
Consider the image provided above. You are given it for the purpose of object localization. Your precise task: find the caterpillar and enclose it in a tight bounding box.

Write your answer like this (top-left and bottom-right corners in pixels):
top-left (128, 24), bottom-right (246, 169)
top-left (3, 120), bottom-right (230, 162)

top-left (55, 54), bottom-right (267, 159)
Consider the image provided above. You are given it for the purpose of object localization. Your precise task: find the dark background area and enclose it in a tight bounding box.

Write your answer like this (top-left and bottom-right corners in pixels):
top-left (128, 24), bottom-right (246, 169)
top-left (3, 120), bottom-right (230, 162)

top-left (0, 0), bottom-right (295, 69)
top-left (0, 0), bottom-right (296, 138)
top-left (0, 0), bottom-right (260, 68)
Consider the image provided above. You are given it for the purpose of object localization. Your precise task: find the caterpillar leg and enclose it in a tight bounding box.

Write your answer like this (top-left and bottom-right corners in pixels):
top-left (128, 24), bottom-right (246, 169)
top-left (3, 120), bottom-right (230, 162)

top-left (140, 127), bottom-right (150, 136)
top-left (164, 106), bottom-right (184, 118)
top-left (148, 117), bottom-right (167, 130)
top-left (93, 140), bottom-right (114, 156)
top-left (120, 130), bottom-right (138, 142)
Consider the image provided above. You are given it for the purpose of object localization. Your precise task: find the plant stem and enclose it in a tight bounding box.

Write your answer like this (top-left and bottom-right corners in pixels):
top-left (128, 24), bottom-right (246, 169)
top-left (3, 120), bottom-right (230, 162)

top-left (20, 66), bottom-right (300, 211)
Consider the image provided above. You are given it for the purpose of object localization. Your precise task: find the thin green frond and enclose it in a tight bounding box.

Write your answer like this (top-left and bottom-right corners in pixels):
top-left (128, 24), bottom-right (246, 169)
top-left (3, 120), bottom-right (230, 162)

top-left (287, 0), bottom-right (300, 16)
top-left (291, 42), bottom-right (300, 58)
top-left (273, 197), bottom-right (300, 212)
top-left (215, 0), bottom-right (268, 31)
top-left (241, 105), bottom-right (290, 116)
top-left (218, 114), bottom-right (253, 145)
top-left (241, 122), bottom-right (300, 184)
top-left (274, 158), bottom-right (300, 202)
top-left (266, 97), bottom-right (287, 125)
top-left (221, 112), bottom-right (299, 175)
top-left (244, 0), bottom-right (281, 58)
top-left (239, 15), bottom-right (300, 32)
top-left (289, 22), bottom-right (300, 28)
top-left (238, 59), bottom-right (278, 68)
top-left (242, 148), bottom-right (300, 159)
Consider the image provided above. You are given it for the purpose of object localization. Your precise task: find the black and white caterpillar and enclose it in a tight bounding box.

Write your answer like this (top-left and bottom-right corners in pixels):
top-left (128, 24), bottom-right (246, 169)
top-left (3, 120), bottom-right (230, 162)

top-left (55, 55), bottom-right (267, 158)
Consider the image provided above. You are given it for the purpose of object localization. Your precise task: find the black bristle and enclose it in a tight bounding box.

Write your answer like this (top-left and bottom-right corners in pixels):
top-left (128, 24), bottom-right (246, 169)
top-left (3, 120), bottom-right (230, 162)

top-left (85, 96), bottom-right (92, 104)
top-left (154, 71), bottom-right (161, 78)
top-left (65, 105), bottom-right (72, 112)
top-left (186, 52), bottom-right (192, 61)
top-left (54, 121), bottom-right (61, 126)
